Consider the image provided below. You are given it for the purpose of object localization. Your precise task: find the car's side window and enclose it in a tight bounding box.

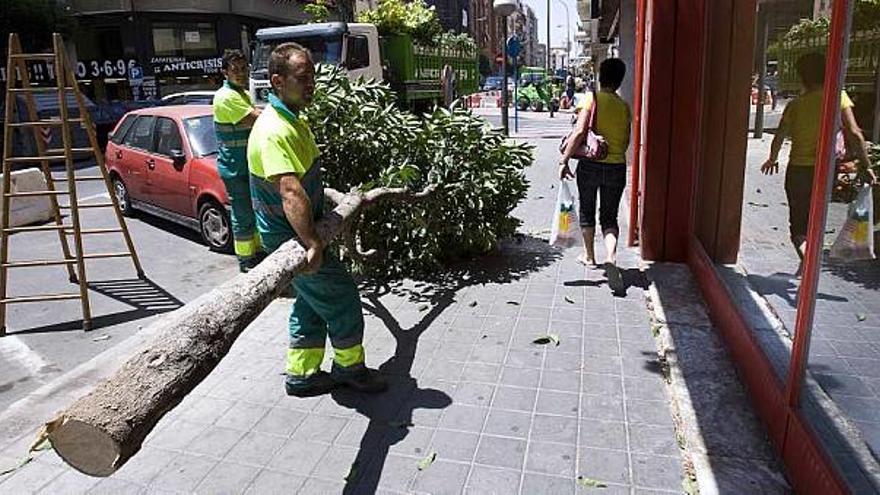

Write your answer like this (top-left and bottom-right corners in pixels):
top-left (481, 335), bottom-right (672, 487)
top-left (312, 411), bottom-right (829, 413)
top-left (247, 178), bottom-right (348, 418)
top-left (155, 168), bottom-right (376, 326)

top-left (111, 115), bottom-right (137, 145)
top-left (123, 116), bottom-right (156, 151)
top-left (345, 35), bottom-right (370, 70)
top-left (154, 117), bottom-right (183, 157)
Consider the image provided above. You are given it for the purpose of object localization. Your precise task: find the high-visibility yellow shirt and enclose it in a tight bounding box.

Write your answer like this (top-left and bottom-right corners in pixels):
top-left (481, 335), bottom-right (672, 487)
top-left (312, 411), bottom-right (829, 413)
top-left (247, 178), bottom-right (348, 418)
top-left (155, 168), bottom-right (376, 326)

top-left (576, 91), bottom-right (632, 164)
top-left (213, 82), bottom-right (254, 125)
top-left (783, 90), bottom-right (854, 167)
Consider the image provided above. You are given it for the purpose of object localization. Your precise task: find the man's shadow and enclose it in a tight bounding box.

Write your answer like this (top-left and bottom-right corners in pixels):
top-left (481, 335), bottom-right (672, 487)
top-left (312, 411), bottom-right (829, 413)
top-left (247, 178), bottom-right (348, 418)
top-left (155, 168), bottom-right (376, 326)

top-left (330, 235), bottom-right (560, 494)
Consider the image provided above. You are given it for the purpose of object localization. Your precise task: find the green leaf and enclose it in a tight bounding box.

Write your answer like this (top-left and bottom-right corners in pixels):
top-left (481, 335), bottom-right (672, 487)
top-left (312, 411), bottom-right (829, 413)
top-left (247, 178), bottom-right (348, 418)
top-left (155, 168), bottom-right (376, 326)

top-left (564, 296), bottom-right (575, 304)
top-left (576, 475), bottom-right (607, 488)
top-left (417, 451), bottom-right (437, 471)
top-left (532, 334), bottom-right (560, 346)
top-left (418, 304), bottom-right (429, 312)
top-left (0, 456), bottom-right (35, 477)
top-left (506, 301), bottom-right (520, 306)
top-left (468, 301), bottom-right (478, 307)
top-left (651, 323), bottom-right (663, 337)
top-left (857, 313), bottom-right (867, 322)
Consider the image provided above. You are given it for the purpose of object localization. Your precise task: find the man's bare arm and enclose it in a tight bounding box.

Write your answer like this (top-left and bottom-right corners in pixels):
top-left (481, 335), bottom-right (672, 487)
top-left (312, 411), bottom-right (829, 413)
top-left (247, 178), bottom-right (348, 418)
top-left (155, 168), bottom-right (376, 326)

top-left (277, 173), bottom-right (322, 249)
top-left (237, 107), bottom-right (262, 128)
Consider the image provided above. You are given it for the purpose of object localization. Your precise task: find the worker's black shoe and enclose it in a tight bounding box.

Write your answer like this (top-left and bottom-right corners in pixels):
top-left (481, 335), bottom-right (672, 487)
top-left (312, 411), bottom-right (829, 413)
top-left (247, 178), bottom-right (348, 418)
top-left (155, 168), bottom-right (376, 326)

top-left (239, 251), bottom-right (268, 273)
top-left (285, 371), bottom-right (337, 397)
top-left (331, 367), bottom-right (388, 394)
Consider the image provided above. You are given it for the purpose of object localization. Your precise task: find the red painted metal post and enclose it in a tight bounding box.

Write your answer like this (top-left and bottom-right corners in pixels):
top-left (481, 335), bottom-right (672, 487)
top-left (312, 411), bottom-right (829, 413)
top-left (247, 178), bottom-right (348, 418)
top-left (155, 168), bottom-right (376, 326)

top-left (784, 0), bottom-right (853, 407)
top-left (628, 0), bottom-right (647, 247)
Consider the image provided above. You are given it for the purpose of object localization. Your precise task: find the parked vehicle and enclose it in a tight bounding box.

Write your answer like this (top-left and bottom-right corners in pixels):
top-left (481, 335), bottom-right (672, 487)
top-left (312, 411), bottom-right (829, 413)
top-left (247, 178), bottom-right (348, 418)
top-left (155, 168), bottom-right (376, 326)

top-left (250, 22), bottom-right (479, 111)
top-left (160, 91), bottom-right (216, 106)
top-left (105, 105), bottom-right (233, 253)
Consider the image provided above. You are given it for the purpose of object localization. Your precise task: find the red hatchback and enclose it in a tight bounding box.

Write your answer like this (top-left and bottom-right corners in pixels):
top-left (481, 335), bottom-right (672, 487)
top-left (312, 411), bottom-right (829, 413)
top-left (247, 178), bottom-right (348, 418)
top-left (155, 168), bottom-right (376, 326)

top-left (105, 105), bottom-right (233, 253)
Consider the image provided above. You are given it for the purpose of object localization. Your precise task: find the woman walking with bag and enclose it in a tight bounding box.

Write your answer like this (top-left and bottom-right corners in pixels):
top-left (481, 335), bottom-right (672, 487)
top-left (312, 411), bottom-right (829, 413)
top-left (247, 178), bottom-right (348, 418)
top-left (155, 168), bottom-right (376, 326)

top-left (558, 58), bottom-right (631, 293)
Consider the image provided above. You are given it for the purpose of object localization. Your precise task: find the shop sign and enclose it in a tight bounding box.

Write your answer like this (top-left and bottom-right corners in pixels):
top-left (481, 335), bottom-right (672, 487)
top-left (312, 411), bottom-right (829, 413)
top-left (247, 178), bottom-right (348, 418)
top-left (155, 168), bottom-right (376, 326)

top-left (75, 58), bottom-right (139, 80)
top-left (0, 61), bottom-right (56, 84)
top-left (151, 56), bottom-right (223, 76)
top-left (184, 31), bottom-right (201, 43)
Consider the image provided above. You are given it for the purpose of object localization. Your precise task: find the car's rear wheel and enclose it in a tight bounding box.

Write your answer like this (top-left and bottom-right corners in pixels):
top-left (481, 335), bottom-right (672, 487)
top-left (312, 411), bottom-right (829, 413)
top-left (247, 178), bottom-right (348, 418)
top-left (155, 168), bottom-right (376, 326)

top-left (112, 176), bottom-right (133, 216)
top-left (198, 201), bottom-right (233, 253)
top-left (531, 100), bottom-right (544, 112)
top-left (517, 97), bottom-right (530, 111)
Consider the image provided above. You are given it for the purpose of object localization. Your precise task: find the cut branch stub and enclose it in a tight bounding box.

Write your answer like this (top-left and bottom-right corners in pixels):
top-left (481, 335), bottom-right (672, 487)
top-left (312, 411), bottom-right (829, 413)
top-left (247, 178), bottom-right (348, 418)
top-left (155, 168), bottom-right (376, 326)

top-left (45, 186), bottom-right (433, 477)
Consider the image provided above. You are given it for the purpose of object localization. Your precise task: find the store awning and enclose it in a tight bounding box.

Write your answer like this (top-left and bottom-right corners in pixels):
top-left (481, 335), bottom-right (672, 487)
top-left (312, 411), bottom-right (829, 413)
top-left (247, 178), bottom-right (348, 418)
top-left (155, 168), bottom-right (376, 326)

top-left (597, 0), bottom-right (620, 43)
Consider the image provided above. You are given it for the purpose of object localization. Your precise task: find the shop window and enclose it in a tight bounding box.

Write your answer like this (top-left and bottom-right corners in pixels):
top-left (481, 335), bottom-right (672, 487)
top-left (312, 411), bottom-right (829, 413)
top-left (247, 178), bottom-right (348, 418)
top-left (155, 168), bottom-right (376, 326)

top-left (152, 22), bottom-right (217, 58)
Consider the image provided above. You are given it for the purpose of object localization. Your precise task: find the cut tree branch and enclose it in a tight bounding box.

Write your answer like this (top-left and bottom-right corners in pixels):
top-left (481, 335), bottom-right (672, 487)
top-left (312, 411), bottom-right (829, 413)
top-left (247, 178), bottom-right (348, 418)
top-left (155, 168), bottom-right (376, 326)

top-left (43, 186), bottom-right (434, 477)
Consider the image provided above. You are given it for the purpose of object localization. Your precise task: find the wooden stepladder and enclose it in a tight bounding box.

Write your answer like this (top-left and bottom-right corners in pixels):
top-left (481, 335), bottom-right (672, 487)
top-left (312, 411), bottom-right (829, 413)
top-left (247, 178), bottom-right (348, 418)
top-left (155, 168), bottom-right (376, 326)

top-left (0, 33), bottom-right (144, 336)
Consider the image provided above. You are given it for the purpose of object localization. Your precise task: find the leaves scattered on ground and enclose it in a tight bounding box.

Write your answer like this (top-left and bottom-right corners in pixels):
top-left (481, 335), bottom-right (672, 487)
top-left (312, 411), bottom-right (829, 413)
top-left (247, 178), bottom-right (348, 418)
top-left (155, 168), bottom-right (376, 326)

top-left (564, 296), bottom-right (575, 304)
top-left (576, 475), bottom-right (607, 488)
top-left (651, 323), bottom-right (663, 337)
top-left (682, 472), bottom-right (700, 495)
top-left (417, 304), bottom-right (429, 312)
top-left (417, 451), bottom-right (437, 471)
top-left (747, 201), bottom-right (770, 208)
top-left (468, 301), bottom-right (478, 308)
top-left (532, 334), bottom-right (560, 346)
top-left (91, 335), bottom-right (111, 342)
top-left (506, 301), bottom-right (520, 306)
top-left (857, 313), bottom-right (867, 322)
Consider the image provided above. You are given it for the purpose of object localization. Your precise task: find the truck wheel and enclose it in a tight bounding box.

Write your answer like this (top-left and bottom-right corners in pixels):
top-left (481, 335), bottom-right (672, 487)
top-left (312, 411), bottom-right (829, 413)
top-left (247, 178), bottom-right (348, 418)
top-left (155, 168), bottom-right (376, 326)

top-left (532, 101), bottom-right (544, 112)
top-left (517, 97), bottom-right (530, 111)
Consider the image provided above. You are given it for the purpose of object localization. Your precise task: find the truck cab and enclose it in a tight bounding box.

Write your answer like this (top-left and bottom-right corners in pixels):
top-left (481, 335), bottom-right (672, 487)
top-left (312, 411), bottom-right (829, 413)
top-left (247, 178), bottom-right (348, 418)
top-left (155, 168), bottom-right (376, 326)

top-left (250, 22), bottom-right (383, 104)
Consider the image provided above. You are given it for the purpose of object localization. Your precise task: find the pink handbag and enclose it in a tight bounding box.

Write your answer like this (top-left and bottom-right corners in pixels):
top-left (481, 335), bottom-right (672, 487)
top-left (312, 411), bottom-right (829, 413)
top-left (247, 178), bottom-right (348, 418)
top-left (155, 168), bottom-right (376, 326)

top-left (559, 90), bottom-right (608, 161)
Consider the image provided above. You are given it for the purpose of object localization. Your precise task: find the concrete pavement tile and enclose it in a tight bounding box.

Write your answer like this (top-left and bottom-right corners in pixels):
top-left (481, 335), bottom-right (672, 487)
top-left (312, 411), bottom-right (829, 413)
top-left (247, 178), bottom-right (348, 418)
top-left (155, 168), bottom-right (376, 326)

top-left (578, 447), bottom-right (630, 485)
top-left (616, 311), bottom-right (649, 326)
top-left (88, 478), bottom-right (145, 495)
top-left (267, 439), bottom-right (329, 475)
top-left (474, 435), bottom-right (526, 470)
top-left (540, 370), bottom-right (581, 393)
top-left (584, 323), bottom-right (621, 341)
top-left (542, 351), bottom-right (583, 372)
top-left (274, 393), bottom-right (325, 413)
top-left (240, 380), bottom-right (285, 408)
top-left (299, 477), bottom-right (346, 494)
top-left (619, 340), bottom-right (659, 361)
top-left (831, 396), bottom-right (880, 422)
top-left (489, 303), bottom-right (522, 318)
top-left (553, 308), bottom-right (584, 323)
top-left (621, 356), bottom-right (664, 378)
top-left (828, 340), bottom-right (880, 359)
top-left (462, 363), bottom-right (502, 383)
top-left (484, 409), bottom-right (532, 439)
top-left (535, 390), bottom-right (580, 417)
top-left (582, 310), bottom-right (617, 326)
top-left (421, 358), bottom-right (468, 381)
top-left (492, 386), bottom-right (537, 412)
top-left (185, 426), bottom-right (246, 459)
top-left (581, 372), bottom-right (624, 397)
top-left (464, 465), bottom-right (520, 494)
top-left (435, 342), bottom-right (477, 362)
top-left (579, 419), bottom-right (627, 450)
top-left (35, 468), bottom-right (99, 494)
top-left (526, 441), bottom-right (576, 477)
top-left (438, 404), bottom-right (489, 432)
top-left (335, 417), bottom-right (376, 447)
top-left (113, 447), bottom-right (176, 485)
top-left (550, 320), bottom-right (585, 338)
top-left (583, 338), bottom-right (621, 357)
top-left (519, 306), bottom-right (551, 321)
top-left (500, 366), bottom-right (541, 388)
top-left (224, 431), bottom-right (287, 467)
top-left (244, 469), bottom-right (305, 494)
top-left (454, 382), bottom-right (495, 407)
top-left (628, 423), bottom-right (679, 456)
top-left (482, 316), bottom-right (517, 335)
top-left (531, 414), bottom-right (578, 444)
top-left (523, 293), bottom-right (555, 307)
top-left (808, 339), bottom-right (838, 357)
top-left (470, 344), bottom-right (509, 365)
top-left (374, 454), bottom-right (419, 492)
top-left (310, 445), bottom-right (360, 480)
top-left (581, 395), bottom-right (625, 422)
top-left (525, 282), bottom-right (556, 296)
top-left (623, 376), bottom-right (667, 401)
top-left (175, 396), bottom-right (235, 425)
top-left (452, 315), bottom-right (487, 330)
top-left (842, 357), bottom-right (880, 378)
top-left (412, 459), bottom-right (470, 495)
top-left (814, 373), bottom-right (876, 398)
top-left (252, 407), bottom-right (307, 437)
top-left (626, 399), bottom-right (674, 426)
top-left (630, 454), bottom-right (683, 491)
top-left (618, 325), bottom-right (657, 346)
top-left (313, 395), bottom-right (360, 418)
top-left (429, 430), bottom-right (479, 462)
top-left (147, 419), bottom-right (210, 451)
top-left (863, 377), bottom-right (880, 397)
top-left (289, 414), bottom-right (349, 443)
top-left (520, 473), bottom-right (576, 495)
top-left (194, 460), bottom-right (259, 494)
top-left (148, 453), bottom-right (216, 492)
top-left (388, 426), bottom-right (434, 458)
top-left (505, 349), bottom-right (544, 369)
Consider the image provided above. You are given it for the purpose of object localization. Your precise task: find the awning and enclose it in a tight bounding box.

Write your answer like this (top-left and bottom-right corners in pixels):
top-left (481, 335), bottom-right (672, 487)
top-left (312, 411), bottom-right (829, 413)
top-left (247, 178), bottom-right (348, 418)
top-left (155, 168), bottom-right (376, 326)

top-left (597, 0), bottom-right (620, 43)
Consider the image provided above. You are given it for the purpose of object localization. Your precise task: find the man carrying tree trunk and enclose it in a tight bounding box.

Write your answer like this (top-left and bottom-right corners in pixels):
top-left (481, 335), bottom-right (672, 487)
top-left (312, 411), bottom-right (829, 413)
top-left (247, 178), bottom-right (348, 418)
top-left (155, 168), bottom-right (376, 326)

top-left (213, 49), bottom-right (265, 272)
top-left (247, 42), bottom-right (388, 397)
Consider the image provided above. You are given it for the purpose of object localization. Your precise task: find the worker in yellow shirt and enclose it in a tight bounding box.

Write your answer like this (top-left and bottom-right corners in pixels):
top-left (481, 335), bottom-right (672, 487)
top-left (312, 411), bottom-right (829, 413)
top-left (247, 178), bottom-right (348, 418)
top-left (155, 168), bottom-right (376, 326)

top-left (559, 58), bottom-right (632, 294)
top-left (247, 42), bottom-right (387, 397)
top-left (761, 52), bottom-right (877, 275)
top-left (213, 49), bottom-right (263, 272)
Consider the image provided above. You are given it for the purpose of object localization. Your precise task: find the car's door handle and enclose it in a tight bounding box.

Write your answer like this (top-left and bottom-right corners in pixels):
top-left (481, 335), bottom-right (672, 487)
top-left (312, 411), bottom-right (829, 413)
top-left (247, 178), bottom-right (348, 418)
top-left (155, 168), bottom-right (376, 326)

top-left (146, 158), bottom-right (155, 170)
top-left (115, 150), bottom-right (123, 160)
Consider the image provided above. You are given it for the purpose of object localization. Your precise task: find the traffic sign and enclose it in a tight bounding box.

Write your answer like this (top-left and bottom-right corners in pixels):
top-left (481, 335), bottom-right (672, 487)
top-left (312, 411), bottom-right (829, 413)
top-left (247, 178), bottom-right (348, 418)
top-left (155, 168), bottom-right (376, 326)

top-left (128, 66), bottom-right (144, 87)
top-left (506, 37), bottom-right (521, 58)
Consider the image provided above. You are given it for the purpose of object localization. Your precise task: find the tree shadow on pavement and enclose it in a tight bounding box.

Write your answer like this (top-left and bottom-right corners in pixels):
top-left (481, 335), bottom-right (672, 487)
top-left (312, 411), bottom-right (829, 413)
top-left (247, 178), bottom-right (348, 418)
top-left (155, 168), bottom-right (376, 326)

top-left (745, 271), bottom-right (848, 309)
top-left (331, 235), bottom-right (561, 494)
top-left (8, 277), bottom-right (182, 335)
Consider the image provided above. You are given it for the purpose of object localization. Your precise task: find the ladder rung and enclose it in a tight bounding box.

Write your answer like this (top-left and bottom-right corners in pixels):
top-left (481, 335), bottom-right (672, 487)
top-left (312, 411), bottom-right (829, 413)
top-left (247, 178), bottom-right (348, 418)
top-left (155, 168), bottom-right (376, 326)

top-left (9, 54), bottom-right (56, 60)
top-left (4, 190), bottom-right (67, 198)
top-left (45, 148), bottom-right (94, 155)
top-left (7, 119), bottom-right (82, 128)
top-left (82, 252), bottom-right (132, 260)
top-left (52, 175), bottom-right (105, 182)
top-left (5, 156), bottom-right (67, 163)
top-left (3, 259), bottom-right (76, 268)
top-left (7, 87), bottom-right (74, 94)
top-left (68, 228), bottom-right (123, 235)
top-left (3, 225), bottom-right (67, 233)
top-left (59, 202), bottom-right (115, 209)
top-left (1, 293), bottom-right (82, 304)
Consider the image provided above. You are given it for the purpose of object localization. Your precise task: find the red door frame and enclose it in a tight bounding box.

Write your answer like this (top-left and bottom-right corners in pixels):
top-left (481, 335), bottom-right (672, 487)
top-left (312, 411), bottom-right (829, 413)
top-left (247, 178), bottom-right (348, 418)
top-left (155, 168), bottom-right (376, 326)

top-left (631, 0), bottom-right (853, 492)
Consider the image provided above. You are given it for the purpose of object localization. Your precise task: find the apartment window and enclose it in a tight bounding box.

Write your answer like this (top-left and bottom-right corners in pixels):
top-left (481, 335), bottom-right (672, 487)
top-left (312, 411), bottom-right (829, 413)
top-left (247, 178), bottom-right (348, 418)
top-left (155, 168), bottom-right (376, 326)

top-left (152, 22), bottom-right (217, 57)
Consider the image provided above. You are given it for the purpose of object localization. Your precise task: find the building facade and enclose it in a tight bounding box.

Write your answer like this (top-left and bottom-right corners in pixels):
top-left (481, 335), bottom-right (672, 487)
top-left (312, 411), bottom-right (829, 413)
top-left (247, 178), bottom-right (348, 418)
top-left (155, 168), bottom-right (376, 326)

top-left (427, 0), bottom-right (469, 33)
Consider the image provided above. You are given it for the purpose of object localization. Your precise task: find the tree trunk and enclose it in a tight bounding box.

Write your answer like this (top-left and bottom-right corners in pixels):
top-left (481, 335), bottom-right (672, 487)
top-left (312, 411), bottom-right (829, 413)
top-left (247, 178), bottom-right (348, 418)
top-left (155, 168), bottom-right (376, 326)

top-left (44, 186), bottom-right (433, 477)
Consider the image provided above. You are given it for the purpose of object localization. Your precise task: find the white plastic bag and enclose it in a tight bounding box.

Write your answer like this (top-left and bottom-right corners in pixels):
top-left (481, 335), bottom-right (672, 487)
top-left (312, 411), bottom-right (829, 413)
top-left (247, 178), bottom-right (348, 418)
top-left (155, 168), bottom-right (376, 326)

top-left (549, 180), bottom-right (581, 247)
top-left (830, 185), bottom-right (875, 261)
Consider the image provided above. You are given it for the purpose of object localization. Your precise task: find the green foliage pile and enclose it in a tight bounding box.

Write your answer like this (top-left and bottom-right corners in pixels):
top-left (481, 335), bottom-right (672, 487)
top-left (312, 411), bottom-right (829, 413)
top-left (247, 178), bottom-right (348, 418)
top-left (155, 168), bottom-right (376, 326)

top-left (436, 32), bottom-right (478, 53)
top-left (303, 0), bottom-right (332, 23)
top-left (782, 0), bottom-right (880, 44)
top-left (357, 0), bottom-right (443, 46)
top-left (305, 65), bottom-right (533, 277)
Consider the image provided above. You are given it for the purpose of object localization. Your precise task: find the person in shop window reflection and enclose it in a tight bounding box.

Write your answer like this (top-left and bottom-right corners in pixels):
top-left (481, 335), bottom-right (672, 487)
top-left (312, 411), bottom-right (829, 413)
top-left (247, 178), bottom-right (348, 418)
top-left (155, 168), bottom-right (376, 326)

top-left (760, 52), bottom-right (877, 276)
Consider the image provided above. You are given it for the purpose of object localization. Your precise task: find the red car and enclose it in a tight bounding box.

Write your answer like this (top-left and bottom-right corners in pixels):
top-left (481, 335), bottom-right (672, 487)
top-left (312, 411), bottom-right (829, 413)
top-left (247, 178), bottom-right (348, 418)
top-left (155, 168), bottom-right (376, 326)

top-left (105, 106), bottom-right (233, 253)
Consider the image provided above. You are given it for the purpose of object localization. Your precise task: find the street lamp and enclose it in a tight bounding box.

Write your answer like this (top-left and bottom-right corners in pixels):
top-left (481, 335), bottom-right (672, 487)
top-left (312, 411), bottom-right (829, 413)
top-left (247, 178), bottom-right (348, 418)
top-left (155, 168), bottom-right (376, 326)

top-left (493, 0), bottom-right (517, 136)
top-left (554, 0), bottom-right (571, 63)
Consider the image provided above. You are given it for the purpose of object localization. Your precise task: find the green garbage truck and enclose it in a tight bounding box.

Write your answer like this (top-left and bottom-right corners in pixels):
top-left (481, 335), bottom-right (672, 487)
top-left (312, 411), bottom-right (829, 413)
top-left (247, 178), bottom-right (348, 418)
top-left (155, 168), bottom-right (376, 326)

top-left (250, 22), bottom-right (479, 111)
